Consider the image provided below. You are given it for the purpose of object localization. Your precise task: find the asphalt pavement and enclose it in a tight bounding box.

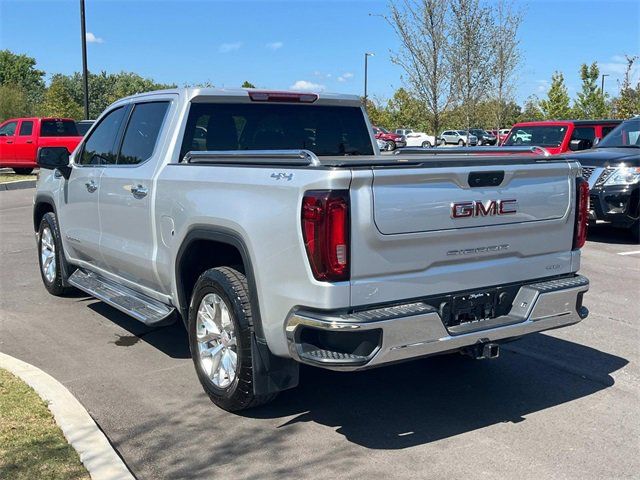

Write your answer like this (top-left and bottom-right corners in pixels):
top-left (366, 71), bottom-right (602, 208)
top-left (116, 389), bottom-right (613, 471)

top-left (1, 187), bottom-right (638, 480)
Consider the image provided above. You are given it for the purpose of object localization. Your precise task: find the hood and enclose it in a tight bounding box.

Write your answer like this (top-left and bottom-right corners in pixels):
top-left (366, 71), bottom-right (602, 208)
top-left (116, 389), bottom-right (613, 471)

top-left (564, 148), bottom-right (640, 167)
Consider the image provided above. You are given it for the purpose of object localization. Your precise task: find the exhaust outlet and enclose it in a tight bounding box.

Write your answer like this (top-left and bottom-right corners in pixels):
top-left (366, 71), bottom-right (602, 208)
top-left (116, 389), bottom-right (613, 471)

top-left (462, 342), bottom-right (500, 360)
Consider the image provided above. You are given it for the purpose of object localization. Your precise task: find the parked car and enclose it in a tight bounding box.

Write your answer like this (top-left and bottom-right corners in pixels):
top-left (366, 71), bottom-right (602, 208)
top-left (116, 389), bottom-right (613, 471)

top-left (469, 128), bottom-right (497, 146)
top-left (394, 128), bottom-right (436, 148)
top-left (568, 117), bottom-right (640, 243)
top-left (0, 117), bottom-right (82, 174)
top-left (34, 88), bottom-right (589, 412)
top-left (498, 128), bottom-right (511, 145)
top-left (503, 120), bottom-right (621, 155)
top-left (75, 120), bottom-right (95, 136)
top-left (373, 126), bottom-right (406, 150)
top-left (438, 130), bottom-right (478, 146)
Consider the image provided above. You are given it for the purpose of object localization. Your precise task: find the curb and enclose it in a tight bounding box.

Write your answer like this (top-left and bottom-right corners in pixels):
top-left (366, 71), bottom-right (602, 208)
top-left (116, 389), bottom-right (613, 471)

top-left (0, 180), bottom-right (37, 191)
top-left (0, 352), bottom-right (135, 480)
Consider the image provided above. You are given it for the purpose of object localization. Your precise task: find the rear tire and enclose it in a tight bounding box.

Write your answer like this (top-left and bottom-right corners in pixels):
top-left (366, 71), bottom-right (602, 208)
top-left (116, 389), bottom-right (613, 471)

top-left (422, 140), bottom-right (432, 148)
top-left (38, 213), bottom-right (73, 296)
top-left (188, 267), bottom-right (277, 411)
top-left (13, 168), bottom-right (33, 175)
top-left (631, 220), bottom-right (640, 244)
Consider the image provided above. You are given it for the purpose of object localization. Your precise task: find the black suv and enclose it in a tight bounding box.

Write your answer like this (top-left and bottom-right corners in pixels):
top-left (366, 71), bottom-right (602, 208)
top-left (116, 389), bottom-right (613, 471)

top-left (469, 128), bottom-right (497, 146)
top-left (568, 117), bottom-right (640, 243)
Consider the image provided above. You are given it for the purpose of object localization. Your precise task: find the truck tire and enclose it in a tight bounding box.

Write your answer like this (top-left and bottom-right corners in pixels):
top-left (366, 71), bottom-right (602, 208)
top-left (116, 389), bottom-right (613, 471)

top-left (188, 267), bottom-right (277, 411)
top-left (632, 220), bottom-right (640, 244)
top-left (13, 168), bottom-right (33, 175)
top-left (38, 212), bottom-right (73, 296)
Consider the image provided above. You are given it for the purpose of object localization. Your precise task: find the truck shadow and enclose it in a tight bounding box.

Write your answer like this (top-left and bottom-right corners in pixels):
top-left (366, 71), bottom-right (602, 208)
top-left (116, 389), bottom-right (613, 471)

top-left (245, 333), bottom-right (627, 450)
top-left (87, 301), bottom-right (190, 359)
top-left (587, 223), bottom-right (637, 245)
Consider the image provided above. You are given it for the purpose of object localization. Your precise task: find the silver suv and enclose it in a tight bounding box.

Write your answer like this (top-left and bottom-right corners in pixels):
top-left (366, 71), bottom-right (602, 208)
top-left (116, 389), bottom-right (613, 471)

top-left (439, 130), bottom-right (478, 146)
top-left (33, 88), bottom-right (590, 412)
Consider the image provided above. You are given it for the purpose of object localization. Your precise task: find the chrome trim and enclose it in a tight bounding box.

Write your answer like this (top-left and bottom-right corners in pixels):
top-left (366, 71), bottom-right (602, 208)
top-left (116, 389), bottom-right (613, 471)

top-left (396, 146), bottom-right (551, 157)
top-left (182, 149), bottom-right (321, 166)
top-left (285, 275), bottom-right (589, 371)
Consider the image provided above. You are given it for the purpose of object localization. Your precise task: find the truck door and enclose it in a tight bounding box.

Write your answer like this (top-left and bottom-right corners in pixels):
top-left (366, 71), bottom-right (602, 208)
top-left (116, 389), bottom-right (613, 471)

top-left (59, 106), bottom-right (128, 268)
top-left (14, 120), bottom-right (37, 165)
top-left (98, 100), bottom-right (172, 292)
top-left (0, 120), bottom-right (18, 165)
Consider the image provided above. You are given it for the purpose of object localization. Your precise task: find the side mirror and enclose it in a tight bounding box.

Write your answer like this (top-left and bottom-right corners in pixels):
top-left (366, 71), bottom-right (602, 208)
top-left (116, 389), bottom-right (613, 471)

top-left (569, 139), bottom-right (592, 151)
top-left (593, 137), bottom-right (601, 146)
top-left (37, 146), bottom-right (71, 178)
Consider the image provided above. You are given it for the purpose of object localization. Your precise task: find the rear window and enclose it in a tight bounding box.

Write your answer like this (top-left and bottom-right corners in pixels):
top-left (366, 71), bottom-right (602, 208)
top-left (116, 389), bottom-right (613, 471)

top-left (40, 120), bottom-right (79, 137)
top-left (180, 103), bottom-right (374, 158)
top-left (504, 126), bottom-right (567, 147)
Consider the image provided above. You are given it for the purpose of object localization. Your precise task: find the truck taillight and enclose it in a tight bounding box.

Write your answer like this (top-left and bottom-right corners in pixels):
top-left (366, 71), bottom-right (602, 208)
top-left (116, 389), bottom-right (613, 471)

top-left (301, 190), bottom-right (349, 282)
top-left (573, 177), bottom-right (589, 250)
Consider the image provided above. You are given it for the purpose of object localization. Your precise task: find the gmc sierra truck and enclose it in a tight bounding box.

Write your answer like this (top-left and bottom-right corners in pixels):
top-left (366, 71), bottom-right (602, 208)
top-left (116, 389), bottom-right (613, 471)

top-left (34, 88), bottom-right (590, 412)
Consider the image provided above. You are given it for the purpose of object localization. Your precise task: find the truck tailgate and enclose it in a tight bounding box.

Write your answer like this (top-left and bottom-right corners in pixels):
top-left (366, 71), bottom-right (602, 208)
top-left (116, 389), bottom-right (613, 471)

top-left (350, 160), bottom-right (579, 306)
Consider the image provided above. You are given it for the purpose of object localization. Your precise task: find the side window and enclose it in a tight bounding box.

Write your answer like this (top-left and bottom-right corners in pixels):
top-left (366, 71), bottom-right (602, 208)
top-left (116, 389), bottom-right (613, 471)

top-left (0, 121), bottom-right (17, 136)
top-left (571, 127), bottom-right (595, 141)
top-left (79, 107), bottom-right (126, 165)
top-left (117, 102), bottom-right (170, 165)
top-left (19, 121), bottom-right (33, 136)
top-left (601, 126), bottom-right (615, 138)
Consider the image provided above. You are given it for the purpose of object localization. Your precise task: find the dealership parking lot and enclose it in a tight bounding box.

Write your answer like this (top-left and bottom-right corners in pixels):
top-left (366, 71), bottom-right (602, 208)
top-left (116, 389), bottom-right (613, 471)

top-left (1, 187), bottom-right (638, 479)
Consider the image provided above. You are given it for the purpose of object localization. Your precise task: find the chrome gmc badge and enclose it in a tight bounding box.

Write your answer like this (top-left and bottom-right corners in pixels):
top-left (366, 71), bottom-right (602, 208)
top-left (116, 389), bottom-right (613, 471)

top-left (451, 199), bottom-right (517, 218)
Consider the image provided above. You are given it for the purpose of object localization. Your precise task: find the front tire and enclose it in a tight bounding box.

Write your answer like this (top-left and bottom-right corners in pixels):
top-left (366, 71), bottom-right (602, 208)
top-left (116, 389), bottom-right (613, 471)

top-left (458, 139), bottom-right (464, 146)
top-left (386, 140), bottom-right (396, 151)
top-left (631, 220), bottom-right (640, 244)
top-left (13, 168), bottom-right (33, 175)
top-left (38, 212), bottom-right (73, 296)
top-left (188, 267), bottom-right (277, 411)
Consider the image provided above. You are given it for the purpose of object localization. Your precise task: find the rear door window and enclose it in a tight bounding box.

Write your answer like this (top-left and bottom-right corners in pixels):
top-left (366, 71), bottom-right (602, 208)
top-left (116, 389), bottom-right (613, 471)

top-left (180, 103), bottom-right (373, 158)
top-left (19, 121), bottom-right (33, 136)
top-left (571, 127), bottom-right (596, 142)
top-left (40, 120), bottom-right (79, 137)
top-left (117, 102), bottom-right (170, 165)
top-left (601, 126), bottom-right (615, 138)
top-left (79, 107), bottom-right (127, 166)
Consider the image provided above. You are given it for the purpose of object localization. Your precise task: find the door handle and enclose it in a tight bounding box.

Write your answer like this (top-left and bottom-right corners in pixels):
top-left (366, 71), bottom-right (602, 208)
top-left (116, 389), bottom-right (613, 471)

top-left (131, 184), bottom-right (148, 199)
top-left (85, 180), bottom-right (97, 193)
top-left (26, 140), bottom-right (33, 144)
top-left (6, 140), bottom-right (13, 144)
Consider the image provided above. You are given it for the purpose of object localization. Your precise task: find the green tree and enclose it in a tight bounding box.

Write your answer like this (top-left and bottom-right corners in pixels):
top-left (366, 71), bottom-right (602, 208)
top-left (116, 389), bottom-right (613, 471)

top-left (539, 72), bottom-right (572, 119)
top-left (0, 50), bottom-right (46, 113)
top-left (573, 63), bottom-right (609, 119)
top-left (518, 95), bottom-right (544, 122)
top-left (613, 55), bottom-right (640, 118)
top-left (241, 81), bottom-right (256, 88)
top-left (39, 76), bottom-right (83, 119)
top-left (0, 84), bottom-right (30, 121)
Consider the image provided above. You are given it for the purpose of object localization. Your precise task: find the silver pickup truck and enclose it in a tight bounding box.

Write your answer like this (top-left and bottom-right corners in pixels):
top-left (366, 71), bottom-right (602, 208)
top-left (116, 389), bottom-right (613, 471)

top-left (34, 88), bottom-right (590, 411)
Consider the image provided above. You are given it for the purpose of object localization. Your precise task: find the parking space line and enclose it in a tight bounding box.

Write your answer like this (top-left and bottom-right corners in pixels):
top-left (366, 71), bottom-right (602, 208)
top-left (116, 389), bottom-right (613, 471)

top-left (618, 250), bottom-right (640, 256)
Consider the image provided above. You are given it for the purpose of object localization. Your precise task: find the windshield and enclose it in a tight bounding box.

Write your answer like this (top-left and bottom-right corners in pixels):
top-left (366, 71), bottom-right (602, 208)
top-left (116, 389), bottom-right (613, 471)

top-left (40, 119), bottom-right (79, 137)
top-left (457, 130), bottom-right (468, 135)
top-left (504, 125), bottom-right (567, 147)
top-left (377, 126), bottom-right (390, 134)
top-left (180, 103), bottom-right (374, 157)
top-left (597, 119), bottom-right (640, 148)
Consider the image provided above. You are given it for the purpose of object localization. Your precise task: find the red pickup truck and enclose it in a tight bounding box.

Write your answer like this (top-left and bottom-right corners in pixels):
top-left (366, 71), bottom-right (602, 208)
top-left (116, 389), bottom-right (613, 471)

top-left (0, 117), bottom-right (83, 174)
top-left (502, 120), bottom-right (621, 155)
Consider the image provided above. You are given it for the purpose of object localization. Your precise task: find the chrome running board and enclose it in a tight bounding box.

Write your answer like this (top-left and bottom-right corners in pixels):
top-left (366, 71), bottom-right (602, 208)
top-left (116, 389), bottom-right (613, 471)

top-left (69, 268), bottom-right (175, 326)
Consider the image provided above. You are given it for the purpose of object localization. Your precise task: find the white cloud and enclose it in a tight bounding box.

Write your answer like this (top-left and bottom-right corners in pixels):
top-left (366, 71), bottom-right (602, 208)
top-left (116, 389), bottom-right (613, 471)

top-left (337, 72), bottom-right (354, 82)
top-left (290, 80), bottom-right (326, 92)
top-left (313, 71), bottom-right (332, 79)
top-left (536, 79), bottom-right (549, 93)
top-left (266, 41), bottom-right (283, 51)
top-left (86, 32), bottom-right (103, 44)
top-left (219, 42), bottom-right (242, 53)
top-left (599, 54), bottom-right (640, 91)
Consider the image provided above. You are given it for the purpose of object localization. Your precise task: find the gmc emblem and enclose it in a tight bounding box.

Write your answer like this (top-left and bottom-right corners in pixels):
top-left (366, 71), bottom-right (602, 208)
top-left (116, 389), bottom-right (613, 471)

top-left (451, 199), bottom-right (517, 218)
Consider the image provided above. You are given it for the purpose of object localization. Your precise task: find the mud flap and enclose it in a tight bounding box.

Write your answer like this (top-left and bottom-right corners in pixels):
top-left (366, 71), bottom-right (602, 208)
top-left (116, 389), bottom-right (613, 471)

top-left (251, 334), bottom-right (299, 396)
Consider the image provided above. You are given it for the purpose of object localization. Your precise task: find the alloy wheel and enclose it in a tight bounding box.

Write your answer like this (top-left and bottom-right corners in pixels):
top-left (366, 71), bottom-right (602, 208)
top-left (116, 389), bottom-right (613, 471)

top-left (40, 227), bottom-right (56, 283)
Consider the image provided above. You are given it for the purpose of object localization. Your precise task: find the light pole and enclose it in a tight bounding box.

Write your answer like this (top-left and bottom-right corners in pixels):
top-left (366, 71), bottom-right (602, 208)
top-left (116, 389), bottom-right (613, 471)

top-left (601, 74), bottom-right (609, 94)
top-left (364, 52), bottom-right (374, 109)
top-left (80, 0), bottom-right (89, 119)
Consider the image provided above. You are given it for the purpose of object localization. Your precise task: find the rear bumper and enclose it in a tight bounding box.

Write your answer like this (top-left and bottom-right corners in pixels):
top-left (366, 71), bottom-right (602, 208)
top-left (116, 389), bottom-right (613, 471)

top-left (285, 275), bottom-right (589, 371)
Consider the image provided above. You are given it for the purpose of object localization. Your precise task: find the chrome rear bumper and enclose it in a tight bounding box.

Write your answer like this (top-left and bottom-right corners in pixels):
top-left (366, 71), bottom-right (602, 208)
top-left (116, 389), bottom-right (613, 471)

top-left (285, 275), bottom-right (589, 371)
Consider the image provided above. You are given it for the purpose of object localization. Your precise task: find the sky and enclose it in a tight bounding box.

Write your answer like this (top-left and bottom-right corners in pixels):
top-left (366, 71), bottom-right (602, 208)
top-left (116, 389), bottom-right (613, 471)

top-left (1, 0), bottom-right (639, 105)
